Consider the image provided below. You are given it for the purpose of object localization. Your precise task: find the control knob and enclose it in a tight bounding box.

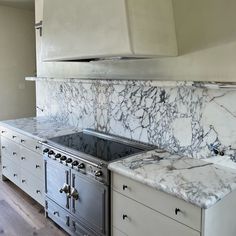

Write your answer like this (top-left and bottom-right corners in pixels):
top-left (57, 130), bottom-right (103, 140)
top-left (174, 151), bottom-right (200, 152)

top-left (78, 163), bottom-right (85, 169)
top-left (60, 156), bottom-right (67, 161)
top-left (72, 160), bottom-right (79, 166)
top-left (43, 148), bottom-right (49, 153)
top-left (48, 150), bottom-right (55, 155)
top-left (95, 170), bottom-right (103, 177)
top-left (55, 153), bottom-right (61, 159)
top-left (66, 158), bottom-right (72, 164)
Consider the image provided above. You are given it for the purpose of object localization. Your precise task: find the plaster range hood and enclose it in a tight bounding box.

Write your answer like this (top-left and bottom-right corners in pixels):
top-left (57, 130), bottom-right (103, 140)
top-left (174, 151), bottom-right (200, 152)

top-left (42, 0), bottom-right (178, 62)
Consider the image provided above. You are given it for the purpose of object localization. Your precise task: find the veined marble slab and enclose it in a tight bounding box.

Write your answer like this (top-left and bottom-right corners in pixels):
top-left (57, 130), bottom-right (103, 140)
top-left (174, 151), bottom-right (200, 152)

top-left (109, 149), bottom-right (236, 209)
top-left (0, 116), bottom-right (78, 141)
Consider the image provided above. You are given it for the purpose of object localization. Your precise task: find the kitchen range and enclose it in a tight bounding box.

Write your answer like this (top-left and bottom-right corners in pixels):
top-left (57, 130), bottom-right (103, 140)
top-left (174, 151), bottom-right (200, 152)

top-left (42, 129), bottom-right (154, 236)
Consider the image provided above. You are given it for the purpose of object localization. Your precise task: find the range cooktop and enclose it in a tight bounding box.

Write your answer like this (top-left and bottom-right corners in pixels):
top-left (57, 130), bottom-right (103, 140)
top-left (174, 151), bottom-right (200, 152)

top-left (48, 130), bottom-right (152, 162)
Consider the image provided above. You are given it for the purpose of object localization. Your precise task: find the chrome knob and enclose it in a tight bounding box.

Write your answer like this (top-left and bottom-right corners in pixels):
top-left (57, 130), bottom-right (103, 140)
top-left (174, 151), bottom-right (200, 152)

top-left (48, 150), bottom-right (55, 155)
top-left (95, 170), bottom-right (103, 177)
top-left (78, 163), bottom-right (85, 169)
top-left (55, 153), bottom-right (61, 159)
top-left (66, 158), bottom-right (72, 164)
top-left (60, 156), bottom-right (67, 161)
top-left (72, 160), bottom-right (79, 166)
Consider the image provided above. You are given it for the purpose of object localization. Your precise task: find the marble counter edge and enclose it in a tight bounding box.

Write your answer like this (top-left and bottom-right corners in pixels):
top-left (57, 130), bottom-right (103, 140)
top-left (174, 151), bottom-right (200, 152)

top-left (25, 77), bottom-right (236, 90)
top-left (108, 158), bottom-right (236, 209)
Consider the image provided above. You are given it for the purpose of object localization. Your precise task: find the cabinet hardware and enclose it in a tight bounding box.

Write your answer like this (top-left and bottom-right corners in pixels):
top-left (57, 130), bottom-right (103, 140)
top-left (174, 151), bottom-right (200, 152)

top-left (21, 139), bottom-right (25, 143)
top-left (22, 179), bottom-right (26, 183)
top-left (35, 146), bottom-right (40, 150)
top-left (21, 157), bottom-right (25, 160)
top-left (35, 165), bottom-right (40, 168)
top-left (1, 146), bottom-right (5, 149)
top-left (71, 187), bottom-right (79, 200)
top-left (35, 20), bottom-right (43, 37)
top-left (36, 190), bottom-right (41, 194)
top-left (13, 174), bottom-right (17, 177)
top-left (122, 214), bottom-right (128, 220)
top-left (175, 208), bottom-right (181, 215)
top-left (72, 221), bottom-right (76, 232)
top-left (59, 183), bottom-right (70, 194)
top-left (123, 185), bottom-right (128, 190)
top-left (1, 130), bottom-right (5, 133)
top-left (12, 152), bottom-right (17, 155)
top-left (12, 135), bottom-right (16, 139)
top-left (2, 166), bottom-right (6, 169)
top-left (53, 211), bottom-right (59, 216)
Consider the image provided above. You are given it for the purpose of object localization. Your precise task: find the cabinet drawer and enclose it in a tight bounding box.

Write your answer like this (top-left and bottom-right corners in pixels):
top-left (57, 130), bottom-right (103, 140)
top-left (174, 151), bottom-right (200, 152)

top-left (113, 191), bottom-right (200, 236)
top-left (2, 158), bottom-right (21, 186)
top-left (21, 169), bottom-right (44, 205)
top-left (112, 173), bottom-right (201, 231)
top-left (20, 147), bottom-right (43, 180)
top-left (113, 227), bottom-right (127, 236)
top-left (18, 133), bottom-right (42, 154)
top-left (1, 137), bottom-right (20, 163)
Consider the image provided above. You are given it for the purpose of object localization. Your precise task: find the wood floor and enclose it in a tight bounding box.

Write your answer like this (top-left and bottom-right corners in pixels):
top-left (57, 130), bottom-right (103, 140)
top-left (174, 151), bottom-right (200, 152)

top-left (0, 164), bottom-right (67, 236)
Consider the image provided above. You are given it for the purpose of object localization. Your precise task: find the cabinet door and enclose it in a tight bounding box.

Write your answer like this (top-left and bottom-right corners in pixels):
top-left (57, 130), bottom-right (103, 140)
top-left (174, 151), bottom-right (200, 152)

top-left (113, 191), bottom-right (200, 236)
top-left (45, 159), bottom-right (70, 210)
top-left (71, 170), bottom-right (108, 236)
top-left (1, 137), bottom-right (20, 163)
top-left (42, 0), bottom-right (131, 60)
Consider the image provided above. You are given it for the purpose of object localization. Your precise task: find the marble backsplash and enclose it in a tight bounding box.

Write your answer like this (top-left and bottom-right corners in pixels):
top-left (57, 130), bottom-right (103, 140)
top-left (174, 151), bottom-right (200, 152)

top-left (35, 79), bottom-right (236, 160)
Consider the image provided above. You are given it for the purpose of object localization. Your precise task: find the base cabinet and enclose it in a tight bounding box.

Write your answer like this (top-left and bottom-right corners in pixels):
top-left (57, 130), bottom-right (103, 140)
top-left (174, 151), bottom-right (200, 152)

top-left (1, 127), bottom-right (44, 205)
top-left (112, 173), bottom-right (236, 236)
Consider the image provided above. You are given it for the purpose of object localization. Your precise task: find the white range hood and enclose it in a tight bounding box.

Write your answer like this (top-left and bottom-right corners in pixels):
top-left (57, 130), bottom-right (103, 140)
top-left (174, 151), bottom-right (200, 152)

top-left (42, 0), bottom-right (178, 62)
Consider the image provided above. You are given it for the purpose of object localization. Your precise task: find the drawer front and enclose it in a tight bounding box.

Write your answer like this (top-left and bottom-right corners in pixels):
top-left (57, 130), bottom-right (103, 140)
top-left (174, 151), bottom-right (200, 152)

top-left (18, 133), bottom-right (42, 154)
top-left (1, 137), bottom-right (20, 163)
top-left (113, 227), bottom-right (127, 236)
top-left (113, 191), bottom-right (200, 236)
top-left (1, 127), bottom-right (20, 143)
top-left (21, 169), bottom-right (44, 205)
top-left (2, 157), bottom-right (21, 186)
top-left (112, 173), bottom-right (201, 231)
top-left (20, 147), bottom-right (43, 180)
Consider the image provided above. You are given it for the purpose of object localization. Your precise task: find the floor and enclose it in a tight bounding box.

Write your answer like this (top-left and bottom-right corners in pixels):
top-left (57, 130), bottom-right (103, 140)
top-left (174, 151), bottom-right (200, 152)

top-left (0, 164), bottom-right (67, 236)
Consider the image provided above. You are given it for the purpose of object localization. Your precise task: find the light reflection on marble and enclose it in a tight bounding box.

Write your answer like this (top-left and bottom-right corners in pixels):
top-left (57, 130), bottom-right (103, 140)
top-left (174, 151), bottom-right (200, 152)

top-left (0, 116), bottom-right (78, 141)
top-left (108, 149), bottom-right (236, 209)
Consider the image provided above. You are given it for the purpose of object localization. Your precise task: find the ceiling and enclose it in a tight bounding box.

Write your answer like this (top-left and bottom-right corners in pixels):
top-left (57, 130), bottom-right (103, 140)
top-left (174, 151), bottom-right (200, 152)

top-left (0, 0), bottom-right (34, 10)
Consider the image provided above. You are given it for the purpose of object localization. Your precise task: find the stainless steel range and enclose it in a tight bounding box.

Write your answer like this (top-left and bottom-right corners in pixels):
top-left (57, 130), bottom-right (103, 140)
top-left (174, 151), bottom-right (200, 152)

top-left (42, 129), bottom-right (154, 236)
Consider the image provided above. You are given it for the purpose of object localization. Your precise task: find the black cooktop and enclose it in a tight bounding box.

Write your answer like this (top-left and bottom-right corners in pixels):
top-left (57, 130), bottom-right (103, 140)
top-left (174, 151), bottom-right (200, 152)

top-left (49, 131), bottom-right (149, 162)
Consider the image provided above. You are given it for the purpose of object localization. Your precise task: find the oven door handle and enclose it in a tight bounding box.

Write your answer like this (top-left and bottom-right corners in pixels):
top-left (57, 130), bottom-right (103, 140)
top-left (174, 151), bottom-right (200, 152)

top-left (71, 187), bottom-right (79, 200)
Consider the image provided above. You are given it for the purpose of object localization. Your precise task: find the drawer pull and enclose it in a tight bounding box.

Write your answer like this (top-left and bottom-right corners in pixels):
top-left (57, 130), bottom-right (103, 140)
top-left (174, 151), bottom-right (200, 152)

top-left (175, 208), bottom-right (181, 215)
top-left (122, 214), bottom-right (128, 220)
top-left (21, 139), bottom-right (25, 143)
top-left (12, 135), bottom-right (17, 139)
top-left (21, 157), bottom-right (25, 160)
top-left (13, 174), bottom-right (17, 177)
top-left (1, 146), bottom-right (5, 149)
top-left (1, 130), bottom-right (5, 134)
top-left (2, 166), bottom-right (6, 169)
top-left (66, 216), bottom-right (70, 227)
top-left (35, 146), bottom-right (40, 150)
top-left (53, 211), bottom-right (59, 216)
top-left (21, 179), bottom-right (26, 183)
top-left (35, 165), bottom-right (40, 169)
top-left (12, 152), bottom-right (17, 156)
top-left (36, 190), bottom-right (41, 194)
top-left (123, 185), bottom-right (128, 190)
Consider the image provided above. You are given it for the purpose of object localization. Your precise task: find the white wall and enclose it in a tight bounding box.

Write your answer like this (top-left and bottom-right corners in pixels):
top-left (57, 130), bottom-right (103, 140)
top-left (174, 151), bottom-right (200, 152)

top-left (0, 5), bottom-right (36, 120)
top-left (36, 0), bottom-right (236, 82)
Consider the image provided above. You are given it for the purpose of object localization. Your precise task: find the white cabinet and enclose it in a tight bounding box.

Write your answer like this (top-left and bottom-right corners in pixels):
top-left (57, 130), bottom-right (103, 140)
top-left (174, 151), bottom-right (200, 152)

top-left (1, 127), bottom-right (44, 205)
top-left (112, 173), bottom-right (236, 236)
top-left (42, 0), bottom-right (178, 61)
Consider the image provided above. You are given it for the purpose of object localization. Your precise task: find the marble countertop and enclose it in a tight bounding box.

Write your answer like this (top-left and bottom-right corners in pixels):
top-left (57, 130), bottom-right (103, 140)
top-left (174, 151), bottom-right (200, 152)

top-left (0, 116), bottom-right (78, 141)
top-left (108, 149), bottom-right (236, 209)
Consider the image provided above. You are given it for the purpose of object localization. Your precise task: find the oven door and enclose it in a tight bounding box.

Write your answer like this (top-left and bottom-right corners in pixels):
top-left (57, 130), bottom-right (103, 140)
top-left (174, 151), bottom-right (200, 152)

top-left (71, 170), bottom-right (109, 236)
top-left (45, 158), bottom-right (70, 210)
